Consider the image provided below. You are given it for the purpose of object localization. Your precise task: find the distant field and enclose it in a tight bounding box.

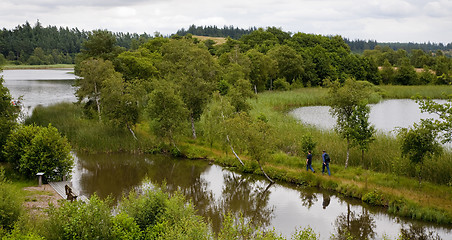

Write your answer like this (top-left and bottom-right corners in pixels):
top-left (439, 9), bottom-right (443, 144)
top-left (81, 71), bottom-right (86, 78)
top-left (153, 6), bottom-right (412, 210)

top-left (192, 35), bottom-right (227, 45)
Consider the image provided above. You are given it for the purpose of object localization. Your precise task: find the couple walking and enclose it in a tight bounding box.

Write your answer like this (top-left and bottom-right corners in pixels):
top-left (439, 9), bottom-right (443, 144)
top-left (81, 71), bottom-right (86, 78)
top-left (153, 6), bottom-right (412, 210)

top-left (306, 150), bottom-right (331, 176)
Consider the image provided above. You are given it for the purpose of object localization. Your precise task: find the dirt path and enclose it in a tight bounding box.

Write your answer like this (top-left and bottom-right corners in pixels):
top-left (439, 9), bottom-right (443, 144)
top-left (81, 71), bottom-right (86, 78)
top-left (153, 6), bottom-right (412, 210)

top-left (23, 184), bottom-right (63, 215)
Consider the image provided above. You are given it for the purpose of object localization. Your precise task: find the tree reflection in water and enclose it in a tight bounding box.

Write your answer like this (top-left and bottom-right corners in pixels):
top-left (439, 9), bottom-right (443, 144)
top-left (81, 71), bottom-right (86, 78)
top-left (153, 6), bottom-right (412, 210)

top-left (400, 223), bottom-right (442, 240)
top-left (208, 172), bottom-right (274, 234)
top-left (299, 187), bottom-right (318, 209)
top-left (333, 203), bottom-right (376, 240)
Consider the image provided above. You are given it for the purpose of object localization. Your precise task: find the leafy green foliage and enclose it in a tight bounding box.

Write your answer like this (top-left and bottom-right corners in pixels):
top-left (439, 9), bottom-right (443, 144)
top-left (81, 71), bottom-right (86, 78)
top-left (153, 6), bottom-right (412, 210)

top-left (120, 187), bottom-right (211, 239)
top-left (291, 226), bottom-right (320, 240)
top-left (101, 72), bottom-right (139, 130)
top-left (398, 122), bottom-right (442, 165)
top-left (267, 45), bottom-right (304, 84)
top-left (43, 195), bottom-right (113, 240)
top-left (146, 80), bottom-right (189, 145)
top-left (300, 133), bottom-right (317, 155)
top-left (111, 212), bottom-right (143, 239)
top-left (75, 58), bottom-right (119, 119)
top-left (417, 95), bottom-right (452, 143)
top-left (76, 29), bottom-right (125, 64)
top-left (200, 92), bottom-right (235, 149)
top-left (0, 169), bottom-right (23, 232)
top-left (398, 122), bottom-right (442, 184)
top-left (328, 79), bottom-right (377, 168)
top-left (3, 124), bottom-right (73, 180)
top-left (0, 77), bottom-right (20, 162)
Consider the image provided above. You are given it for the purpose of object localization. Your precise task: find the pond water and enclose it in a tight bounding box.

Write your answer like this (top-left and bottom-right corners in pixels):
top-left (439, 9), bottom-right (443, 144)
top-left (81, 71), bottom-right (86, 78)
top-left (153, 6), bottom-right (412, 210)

top-left (3, 69), bottom-right (451, 239)
top-left (71, 153), bottom-right (451, 239)
top-left (289, 99), bottom-right (445, 134)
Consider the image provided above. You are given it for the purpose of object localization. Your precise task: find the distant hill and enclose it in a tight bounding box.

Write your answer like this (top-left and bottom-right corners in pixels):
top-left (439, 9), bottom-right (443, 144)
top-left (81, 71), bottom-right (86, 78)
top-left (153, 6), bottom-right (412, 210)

top-left (176, 25), bottom-right (452, 55)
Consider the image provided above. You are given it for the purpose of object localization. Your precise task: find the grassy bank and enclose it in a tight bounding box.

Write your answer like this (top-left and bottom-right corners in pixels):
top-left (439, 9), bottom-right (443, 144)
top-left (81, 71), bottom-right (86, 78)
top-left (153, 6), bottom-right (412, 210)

top-left (2, 64), bottom-right (74, 70)
top-left (379, 85), bottom-right (452, 99)
top-left (24, 86), bottom-right (452, 226)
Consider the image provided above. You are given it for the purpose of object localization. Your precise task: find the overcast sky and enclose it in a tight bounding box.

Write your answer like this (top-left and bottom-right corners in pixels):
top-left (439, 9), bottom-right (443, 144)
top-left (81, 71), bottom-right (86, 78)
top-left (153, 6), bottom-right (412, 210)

top-left (1, 0), bottom-right (451, 44)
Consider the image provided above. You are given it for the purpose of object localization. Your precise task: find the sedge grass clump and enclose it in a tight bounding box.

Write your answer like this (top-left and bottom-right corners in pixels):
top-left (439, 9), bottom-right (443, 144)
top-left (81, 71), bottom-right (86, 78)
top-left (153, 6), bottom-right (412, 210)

top-left (362, 190), bottom-right (386, 206)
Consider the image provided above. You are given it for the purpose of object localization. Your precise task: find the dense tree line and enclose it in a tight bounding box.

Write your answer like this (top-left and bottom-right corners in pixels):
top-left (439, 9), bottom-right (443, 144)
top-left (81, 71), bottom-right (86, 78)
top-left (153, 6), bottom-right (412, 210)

top-left (176, 25), bottom-right (452, 56)
top-left (0, 21), bottom-right (152, 65)
top-left (345, 38), bottom-right (452, 55)
top-left (176, 25), bottom-right (257, 39)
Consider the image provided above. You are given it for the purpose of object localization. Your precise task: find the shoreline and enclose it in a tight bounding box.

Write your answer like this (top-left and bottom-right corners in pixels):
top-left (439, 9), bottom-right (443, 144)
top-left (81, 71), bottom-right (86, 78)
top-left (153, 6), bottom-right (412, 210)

top-left (2, 64), bottom-right (75, 70)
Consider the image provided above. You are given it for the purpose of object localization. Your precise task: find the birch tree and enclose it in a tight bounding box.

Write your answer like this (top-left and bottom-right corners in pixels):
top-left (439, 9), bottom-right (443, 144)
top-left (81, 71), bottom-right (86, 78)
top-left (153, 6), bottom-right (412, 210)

top-left (328, 78), bottom-right (375, 168)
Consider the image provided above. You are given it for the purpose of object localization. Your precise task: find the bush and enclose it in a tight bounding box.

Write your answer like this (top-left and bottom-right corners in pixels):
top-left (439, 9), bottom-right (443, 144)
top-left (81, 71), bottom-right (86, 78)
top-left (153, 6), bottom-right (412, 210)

top-left (3, 124), bottom-right (73, 180)
top-left (273, 78), bottom-right (290, 91)
top-left (43, 195), bottom-right (113, 240)
top-left (0, 168), bottom-right (24, 232)
top-left (362, 190), bottom-right (386, 206)
top-left (111, 213), bottom-right (143, 240)
top-left (120, 186), bottom-right (211, 239)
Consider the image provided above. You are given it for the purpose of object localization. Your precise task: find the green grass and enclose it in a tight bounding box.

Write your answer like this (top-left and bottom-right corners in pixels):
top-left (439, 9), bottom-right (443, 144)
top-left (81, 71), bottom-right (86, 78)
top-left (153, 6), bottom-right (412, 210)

top-left (25, 103), bottom-right (158, 153)
top-left (2, 64), bottom-right (74, 69)
top-left (379, 85), bottom-right (452, 99)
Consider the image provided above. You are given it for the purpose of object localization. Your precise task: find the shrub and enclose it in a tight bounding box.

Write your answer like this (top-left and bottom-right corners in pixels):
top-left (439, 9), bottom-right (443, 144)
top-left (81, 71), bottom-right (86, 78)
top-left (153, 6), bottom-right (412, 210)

top-left (120, 186), bottom-right (211, 239)
top-left (273, 78), bottom-right (290, 91)
top-left (0, 169), bottom-right (24, 232)
top-left (111, 212), bottom-right (143, 240)
top-left (120, 188), bottom-right (167, 231)
top-left (3, 124), bottom-right (73, 180)
top-left (362, 190), bottom-right (386, 206)
top-left (43, 195), bottom-right (113, 240)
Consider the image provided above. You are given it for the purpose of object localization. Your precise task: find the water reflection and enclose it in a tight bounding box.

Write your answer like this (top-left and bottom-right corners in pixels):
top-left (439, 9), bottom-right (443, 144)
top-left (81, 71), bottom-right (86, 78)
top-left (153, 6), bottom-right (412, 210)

top-left (299, 188), bottom-right (318, 209)
top-left (322, 192), bottom-right (330, 209)
top-left (333, 204), bottom-right (376, 240)
top-left (71, 153), bottom-right (452, 239)
top-left (400, 223), bottom-right (442, 240)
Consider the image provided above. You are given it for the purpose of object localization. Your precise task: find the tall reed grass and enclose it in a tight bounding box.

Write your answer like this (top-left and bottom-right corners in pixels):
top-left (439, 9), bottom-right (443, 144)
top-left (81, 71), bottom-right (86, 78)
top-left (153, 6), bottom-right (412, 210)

top-left (25, 103), bottom-right (157, 153)
top-left (379, 85), bottom-right (452, 99)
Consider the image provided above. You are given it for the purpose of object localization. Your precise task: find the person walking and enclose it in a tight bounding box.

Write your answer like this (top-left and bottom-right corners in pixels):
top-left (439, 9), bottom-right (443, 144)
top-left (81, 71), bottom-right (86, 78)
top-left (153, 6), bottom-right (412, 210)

top-left (306, 150), bottom-right (315, 173)
top-left (322, 150), bottom-right (331, 176)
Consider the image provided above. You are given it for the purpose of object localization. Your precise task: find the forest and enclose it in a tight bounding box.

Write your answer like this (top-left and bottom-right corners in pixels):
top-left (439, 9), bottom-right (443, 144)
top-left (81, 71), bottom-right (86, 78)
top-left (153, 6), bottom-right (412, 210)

top-left (0, 21), bottom-right (153, 65)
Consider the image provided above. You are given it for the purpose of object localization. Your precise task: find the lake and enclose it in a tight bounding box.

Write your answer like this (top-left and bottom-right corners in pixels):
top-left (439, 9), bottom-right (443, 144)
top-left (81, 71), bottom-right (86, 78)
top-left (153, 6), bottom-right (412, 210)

top-left (2, 68), bottom-right (77, 115)
top-left (2, 69), bottom-right (451, 239)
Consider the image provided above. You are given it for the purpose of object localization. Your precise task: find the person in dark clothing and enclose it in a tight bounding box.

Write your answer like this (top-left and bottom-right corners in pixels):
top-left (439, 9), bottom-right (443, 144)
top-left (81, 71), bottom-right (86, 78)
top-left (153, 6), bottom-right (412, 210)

top-left (322, 150), bottom-right (331, 176)
top-left (306, 150), bottom-right (315, 173)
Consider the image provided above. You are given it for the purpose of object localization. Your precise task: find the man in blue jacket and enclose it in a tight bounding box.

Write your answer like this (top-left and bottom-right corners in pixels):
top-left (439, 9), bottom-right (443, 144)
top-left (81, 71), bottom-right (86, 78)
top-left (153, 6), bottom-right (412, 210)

top-left (322, 150), bottom-right (331, 176)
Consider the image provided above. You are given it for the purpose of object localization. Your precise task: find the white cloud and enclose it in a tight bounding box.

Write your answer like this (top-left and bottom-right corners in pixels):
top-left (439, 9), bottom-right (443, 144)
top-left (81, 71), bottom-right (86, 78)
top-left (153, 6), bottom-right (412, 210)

top-left (0, 0), bottom-right (450, 43)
